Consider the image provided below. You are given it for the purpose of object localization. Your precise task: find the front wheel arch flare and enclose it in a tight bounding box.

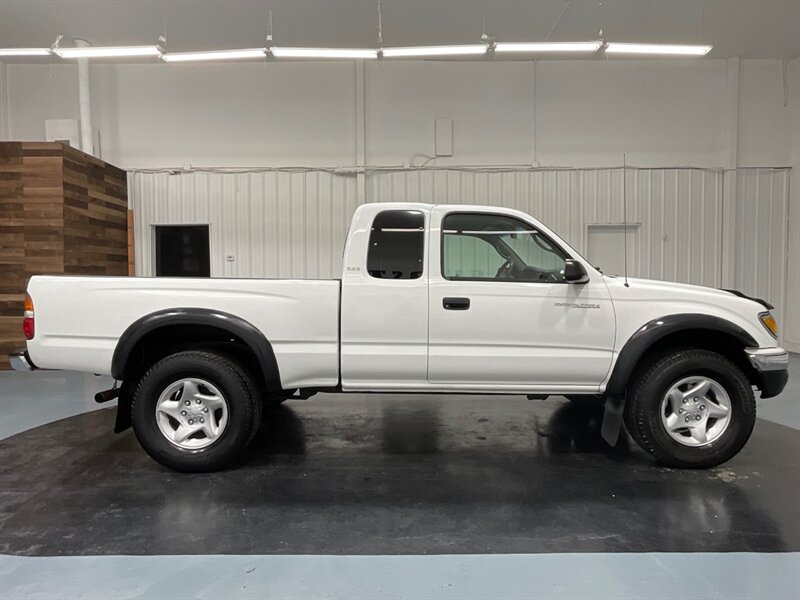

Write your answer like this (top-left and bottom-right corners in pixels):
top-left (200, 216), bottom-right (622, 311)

top-left (605, 314), bottom-right (758, 396)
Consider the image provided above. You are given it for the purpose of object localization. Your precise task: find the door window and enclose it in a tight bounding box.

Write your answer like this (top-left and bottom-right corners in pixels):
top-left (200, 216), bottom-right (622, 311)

top-left (443, 234), bottom-right (505, 279)
top-left (367, 210), bottom-right (425, 279)
top-left (442, 213), bottom-right (567, 282)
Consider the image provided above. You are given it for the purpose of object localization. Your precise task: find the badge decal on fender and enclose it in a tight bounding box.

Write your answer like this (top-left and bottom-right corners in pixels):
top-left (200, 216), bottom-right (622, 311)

top-left (554, 302), bottom-right (601, 309)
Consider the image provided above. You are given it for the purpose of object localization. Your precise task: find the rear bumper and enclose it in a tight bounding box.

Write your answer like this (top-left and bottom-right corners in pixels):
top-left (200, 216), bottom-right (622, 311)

top-left (9, 349), bottom-right (37, 371)
top-left (745, 348), bottom-right (789, 399)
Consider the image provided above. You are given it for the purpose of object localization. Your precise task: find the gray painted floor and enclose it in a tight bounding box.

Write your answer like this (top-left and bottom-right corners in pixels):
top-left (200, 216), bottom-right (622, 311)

top-left (2, 553), bottom-right (799, 600)
top-left (0, 355), bottom-right (798, 599)
top-left (0, 371), bottom-right (114, 440)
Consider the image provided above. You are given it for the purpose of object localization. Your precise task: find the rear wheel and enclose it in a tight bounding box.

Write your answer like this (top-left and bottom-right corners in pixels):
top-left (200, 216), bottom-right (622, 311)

top-left (624, 348), bottom-right (756, 468)
top-left (131, 351), bottom-right (259, 472)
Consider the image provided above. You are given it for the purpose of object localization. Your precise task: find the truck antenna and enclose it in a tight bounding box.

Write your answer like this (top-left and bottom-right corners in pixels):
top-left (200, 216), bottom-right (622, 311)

top-left (622, 153), bottom-right (630, 288)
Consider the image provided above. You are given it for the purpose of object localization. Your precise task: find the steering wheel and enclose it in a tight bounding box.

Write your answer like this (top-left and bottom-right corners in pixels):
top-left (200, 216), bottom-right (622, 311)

top-left (495, 258), bottom-right (514, 279)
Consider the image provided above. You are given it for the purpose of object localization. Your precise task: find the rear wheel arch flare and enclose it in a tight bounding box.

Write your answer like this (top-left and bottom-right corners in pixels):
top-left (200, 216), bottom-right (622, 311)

top-left (111, 308), bottom-right (282, 391)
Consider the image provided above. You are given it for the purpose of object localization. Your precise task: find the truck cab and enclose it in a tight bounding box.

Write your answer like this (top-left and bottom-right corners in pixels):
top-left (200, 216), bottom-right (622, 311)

top-left (340, 203), bottom-right (615, 394)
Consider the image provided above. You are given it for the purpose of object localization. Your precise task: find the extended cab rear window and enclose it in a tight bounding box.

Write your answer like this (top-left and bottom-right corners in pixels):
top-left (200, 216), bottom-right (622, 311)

top-left (367, 210), bottom-right (425, 280)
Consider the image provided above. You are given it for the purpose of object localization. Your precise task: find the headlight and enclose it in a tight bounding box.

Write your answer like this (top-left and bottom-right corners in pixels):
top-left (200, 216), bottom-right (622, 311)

top-left (759, 312), bottom-right (778, 338)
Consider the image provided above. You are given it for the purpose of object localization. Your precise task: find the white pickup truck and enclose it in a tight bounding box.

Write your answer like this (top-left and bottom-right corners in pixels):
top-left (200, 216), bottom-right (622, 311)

top-left (12, 203), bottom-right (789, 472)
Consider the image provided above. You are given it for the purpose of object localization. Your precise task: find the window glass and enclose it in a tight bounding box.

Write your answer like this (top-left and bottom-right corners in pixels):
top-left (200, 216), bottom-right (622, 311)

top-left (155, 225), bottom-right (210, 277)
top-left (442, 213), bottom-right (567, 282)
top-left (443, 234), bottom-right (505, 279)
top-left (367, 210), bottom-right (425, 279)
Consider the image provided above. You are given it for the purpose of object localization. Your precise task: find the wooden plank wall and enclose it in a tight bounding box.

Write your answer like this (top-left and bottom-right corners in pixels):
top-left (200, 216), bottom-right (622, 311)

top-left (0, 143), bottom-right (65, 370)
top-left (127, 210), bottom-right (135, 276)
top-left (62, 146), bottom-right (128, 275)
top-left (0, 142), bottom-right (128, 369)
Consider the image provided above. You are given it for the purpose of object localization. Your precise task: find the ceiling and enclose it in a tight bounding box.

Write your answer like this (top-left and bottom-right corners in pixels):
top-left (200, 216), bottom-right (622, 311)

top-left (1, 0), bottom-right (798, 60)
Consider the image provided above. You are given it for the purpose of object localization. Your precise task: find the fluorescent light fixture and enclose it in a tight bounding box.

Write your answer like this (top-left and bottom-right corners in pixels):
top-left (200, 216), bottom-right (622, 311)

top-left (54, 45), bottom-right (162, 59)
top-left (382, 44), bottom-right (488, 58)
top-left (494, 41), bottom-right (602, 53)
top-left (162, 48), bottom-right (266, 62)
top-left (0, 48), bottom-right (52, 57)
top-left (270, 47), bottom-right (378, 59)
top-left (605, 42), bottom-right (712, 56)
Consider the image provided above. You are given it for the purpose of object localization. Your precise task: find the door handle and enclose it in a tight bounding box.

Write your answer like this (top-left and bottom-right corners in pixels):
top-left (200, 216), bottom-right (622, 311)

top-left (443, 297), bottom-right (470, 310)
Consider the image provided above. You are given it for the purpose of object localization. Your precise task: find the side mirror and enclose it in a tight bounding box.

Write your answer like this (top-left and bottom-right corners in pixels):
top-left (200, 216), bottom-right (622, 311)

top-left (564, 259), bottom-right (589, 284)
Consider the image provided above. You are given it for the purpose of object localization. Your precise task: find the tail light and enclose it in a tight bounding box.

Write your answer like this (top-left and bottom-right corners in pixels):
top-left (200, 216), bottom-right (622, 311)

top-left (23, 294), bottom-right (35, 340)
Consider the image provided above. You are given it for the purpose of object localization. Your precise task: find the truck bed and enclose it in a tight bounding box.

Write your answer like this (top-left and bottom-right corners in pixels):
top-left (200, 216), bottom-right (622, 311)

top-left (26, 276), bottom-right (341, 389)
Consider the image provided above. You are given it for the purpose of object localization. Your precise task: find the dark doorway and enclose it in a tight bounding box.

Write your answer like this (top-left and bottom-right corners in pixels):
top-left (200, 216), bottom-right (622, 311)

top-left (155, 225), bottom-right (210, 277)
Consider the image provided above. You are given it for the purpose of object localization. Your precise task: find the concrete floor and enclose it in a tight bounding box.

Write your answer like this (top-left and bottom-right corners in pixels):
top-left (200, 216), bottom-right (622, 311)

top-left (0, 355), bottom-right (798, 599)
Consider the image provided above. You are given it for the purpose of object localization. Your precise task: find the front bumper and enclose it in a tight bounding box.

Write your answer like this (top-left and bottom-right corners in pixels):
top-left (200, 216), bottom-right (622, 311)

top-left (745, 348), bottom-right (789, 399)
top-left (9, 349), bottom-right (37, 371)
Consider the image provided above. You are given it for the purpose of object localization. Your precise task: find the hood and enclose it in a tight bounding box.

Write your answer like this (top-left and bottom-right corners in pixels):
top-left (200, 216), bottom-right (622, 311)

top-left (719, 289), bottom-right (773, 310)
top-left (603, 276), bottom-right (771, 312)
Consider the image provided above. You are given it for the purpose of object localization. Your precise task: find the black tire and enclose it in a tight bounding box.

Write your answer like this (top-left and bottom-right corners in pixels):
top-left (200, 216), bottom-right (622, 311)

top-left (131, 351), bottom-right (259, 472)
top-left (624, 348), bottom-right (756, 469)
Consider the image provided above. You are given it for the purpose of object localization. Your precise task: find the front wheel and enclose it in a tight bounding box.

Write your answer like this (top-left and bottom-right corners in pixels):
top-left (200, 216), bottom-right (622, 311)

top-left (131, 351), bottom-right (259, 472)
top-left (624, 349), bottom-right (756, 468)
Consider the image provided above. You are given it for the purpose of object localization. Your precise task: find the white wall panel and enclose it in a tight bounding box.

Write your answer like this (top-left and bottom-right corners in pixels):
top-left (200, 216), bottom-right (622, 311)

top-left (784, 58), bottom-right (800, 353)
top-left (365, 62), bottom-right (536, 167)
top-left (738, 60), bottom-right (794, 168)
top-left (5, 60), bottom-right (791, 171)
top-left (534, 60), bottom-right (728, 168)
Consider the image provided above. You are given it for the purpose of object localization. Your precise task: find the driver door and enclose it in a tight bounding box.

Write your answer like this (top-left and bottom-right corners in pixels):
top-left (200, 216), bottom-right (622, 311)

top-left (427, 207), bottom-right (615, 391)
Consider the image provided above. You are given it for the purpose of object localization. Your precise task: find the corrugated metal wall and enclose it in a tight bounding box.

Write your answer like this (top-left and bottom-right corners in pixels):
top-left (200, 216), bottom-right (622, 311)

top-left (732, 168), bottom-right (790, 324)
top-left (131, 171), bottom-right (359, 280)
top-left (368, 168), bottom-right (728, 288)
top-left (130, 166), bottom-right (790, 324)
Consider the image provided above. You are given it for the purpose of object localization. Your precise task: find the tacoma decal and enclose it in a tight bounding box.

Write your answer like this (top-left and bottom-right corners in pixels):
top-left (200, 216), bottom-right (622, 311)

top-left (554, 302), bottom-right (601, 309)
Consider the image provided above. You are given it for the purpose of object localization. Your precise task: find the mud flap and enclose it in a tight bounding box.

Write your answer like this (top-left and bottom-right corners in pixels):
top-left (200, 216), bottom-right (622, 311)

top-left (113, 381), bottom-right (134, 433)
top-left (601, 394), bottom-right (625, 446)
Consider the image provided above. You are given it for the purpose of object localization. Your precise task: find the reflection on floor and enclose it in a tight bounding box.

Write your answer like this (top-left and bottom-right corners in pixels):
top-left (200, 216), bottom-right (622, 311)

top-left (0, 354), bottom-right (797, 598)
